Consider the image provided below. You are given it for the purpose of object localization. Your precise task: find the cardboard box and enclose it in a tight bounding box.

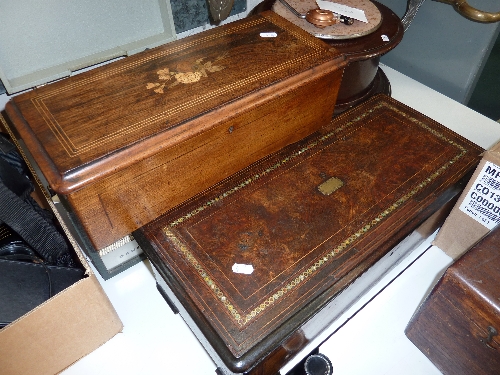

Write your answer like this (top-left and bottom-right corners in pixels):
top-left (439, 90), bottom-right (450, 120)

top-left (0, 114), bottom-right (123, 375)
top-left (433, 141), bottom-right (500, 259)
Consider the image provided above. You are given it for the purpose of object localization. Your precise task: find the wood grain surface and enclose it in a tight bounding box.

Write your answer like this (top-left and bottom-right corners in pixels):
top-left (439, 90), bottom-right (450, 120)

top-left (5, 11), bottom-right (346, 250)
top-left (406, 226), bottom-right (500, 375)
top-left (136, 94), bottom-right (483, 374)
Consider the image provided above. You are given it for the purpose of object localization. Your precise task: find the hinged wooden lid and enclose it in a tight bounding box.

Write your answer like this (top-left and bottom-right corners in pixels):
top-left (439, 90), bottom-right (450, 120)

top-left (136, 95), bottom-right (483, 369)
top-left (6, 11), bottom-right (344, 194)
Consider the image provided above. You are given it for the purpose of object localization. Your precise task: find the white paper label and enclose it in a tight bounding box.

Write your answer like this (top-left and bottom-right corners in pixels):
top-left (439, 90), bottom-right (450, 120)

top-left (316, 0), bottom-right (368, 23)
top-left (260, 32), bottom-right (277, 38)
top-left (232, 263), bottom-right (254, 275)
top-left (459, 161), bottom-right (500, 230)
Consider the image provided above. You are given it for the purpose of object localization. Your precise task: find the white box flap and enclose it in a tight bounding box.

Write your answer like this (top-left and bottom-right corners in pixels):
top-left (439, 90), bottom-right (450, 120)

top-left (0, 0), bottom-right (176, 94)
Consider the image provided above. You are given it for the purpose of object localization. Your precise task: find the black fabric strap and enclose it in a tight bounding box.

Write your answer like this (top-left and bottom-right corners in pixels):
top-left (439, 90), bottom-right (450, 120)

top-left (0, 133), bottom-right (30, 179)
top-left (0, 157), bottom-right (68, 263)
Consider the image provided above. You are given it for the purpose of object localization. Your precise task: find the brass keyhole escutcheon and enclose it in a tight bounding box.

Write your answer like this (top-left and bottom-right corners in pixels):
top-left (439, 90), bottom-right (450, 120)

top-left (318, 177), bottom-right (344, 196)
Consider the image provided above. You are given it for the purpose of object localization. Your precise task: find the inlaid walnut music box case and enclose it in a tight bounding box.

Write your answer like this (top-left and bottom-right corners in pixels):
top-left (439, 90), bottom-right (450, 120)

top-left (134, 95), bottom-right (483, 375)
top-left (5, 11), bottom-right (347, 252)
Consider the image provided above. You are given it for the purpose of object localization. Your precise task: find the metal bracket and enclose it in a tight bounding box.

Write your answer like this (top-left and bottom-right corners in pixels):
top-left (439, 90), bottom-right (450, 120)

top-left (402, 0), bottom-right (500, 32)
top-left (436, 0), bottom-right (500, 23)
top-left (402, 0), bottom-right (426, 30)
top-left (479, 325), bottom-right (498, 350)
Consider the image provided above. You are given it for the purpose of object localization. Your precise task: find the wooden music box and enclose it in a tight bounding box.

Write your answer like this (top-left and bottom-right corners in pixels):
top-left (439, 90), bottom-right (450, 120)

top-left (406, 225), bottom-right (500, 375)
top-left (134, 95), bottom-right (483, 374)
top-left (5, 11), bottom-right (347, 251)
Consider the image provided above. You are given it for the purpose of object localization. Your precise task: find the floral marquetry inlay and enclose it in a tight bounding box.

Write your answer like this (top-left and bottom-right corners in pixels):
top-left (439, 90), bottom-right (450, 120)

top-left (147, 54), bottom-right (227, 93)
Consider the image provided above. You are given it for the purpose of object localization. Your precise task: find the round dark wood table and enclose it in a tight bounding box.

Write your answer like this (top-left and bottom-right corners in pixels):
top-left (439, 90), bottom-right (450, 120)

top-left (250, 0), bottom-right (404, 114)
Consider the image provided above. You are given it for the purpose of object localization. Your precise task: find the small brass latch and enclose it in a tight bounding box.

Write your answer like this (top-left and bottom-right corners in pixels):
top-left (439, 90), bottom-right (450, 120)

top-left (318, 177), bottom-right (344, 196)
top-left (480, 325), bottom-right (498, 350)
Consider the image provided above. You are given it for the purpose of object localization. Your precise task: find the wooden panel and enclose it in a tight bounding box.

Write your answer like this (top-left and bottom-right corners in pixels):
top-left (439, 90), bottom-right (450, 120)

top-left (5, 12), bottom-right (347, 249)
top-left (406, 225), bottom-right (500, 375)
top-left (65, 68), bottom-right (344, 249)
top-left (6, 12), bottom-right (344, 192)
top-left (136, 95), bottom-right (483, 374)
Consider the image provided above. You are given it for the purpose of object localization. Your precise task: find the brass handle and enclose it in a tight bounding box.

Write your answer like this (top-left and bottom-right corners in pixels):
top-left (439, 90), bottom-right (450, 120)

top-left (479, 326), bottom-right (498, 350)
top-left (437, 0), bottom-right (500, 23)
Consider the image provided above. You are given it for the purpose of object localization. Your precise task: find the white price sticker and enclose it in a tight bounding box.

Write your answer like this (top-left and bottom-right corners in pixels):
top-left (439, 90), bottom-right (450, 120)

top-left (260, 32), bottom-right (277, 38)
top-left (232, 263), bottom-right (254, 275)
top-left (459, 161), bottom-right (500, 230)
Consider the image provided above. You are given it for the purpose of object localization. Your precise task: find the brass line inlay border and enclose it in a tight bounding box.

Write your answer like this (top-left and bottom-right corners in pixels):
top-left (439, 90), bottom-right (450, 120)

top-left (32, 15), bottom-right (323, 98)
top-left (30, 16), bottom-right (329, 157)
top-left (33, 19), bottom-right (266, 98)
top-left (162, 101), bottom-right (468, 327)
top-left (34, 53), bottom-right (321, 157)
